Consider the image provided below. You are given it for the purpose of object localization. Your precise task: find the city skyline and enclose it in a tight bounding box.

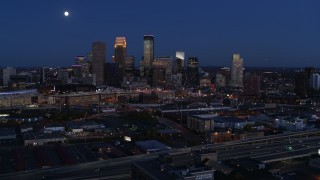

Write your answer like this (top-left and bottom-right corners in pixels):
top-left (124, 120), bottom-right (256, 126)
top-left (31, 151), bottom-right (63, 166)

top-left (1, 1), bottom-right (320, 67)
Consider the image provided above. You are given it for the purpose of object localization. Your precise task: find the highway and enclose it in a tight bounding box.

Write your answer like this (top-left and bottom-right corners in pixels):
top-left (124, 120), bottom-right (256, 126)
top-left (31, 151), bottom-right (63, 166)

top-left (1, 129), bottom-right (320, 180)
top-left (0, 153), bottom-right (158, 180)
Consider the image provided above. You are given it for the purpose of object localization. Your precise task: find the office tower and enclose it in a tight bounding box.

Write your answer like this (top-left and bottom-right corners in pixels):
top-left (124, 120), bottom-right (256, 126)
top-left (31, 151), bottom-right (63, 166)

top-left (199, 77), bottom-right (211, 88)
top-left (125, 56), bottom-right (134, 75)
top-left (105, 63), bottom-right (120, 87)
top-left (92, 41), bottom-right (106, 86)
top-left (152, 57), bottom-right (173, 87)
top-left (187, 57), bottom-right (199, 87)
top-left (41, 67), bottom-right (56, 84)
top-left (244, 74), bottom-right (260, 96)
top-left (310, 74), bottom-right (320, 91)
top-left (215, 73), bottom-right (226, 89)
top-left (231, 54), bottom-right (244, 87)
top-left (143, 35), bottom-right (154, 69)
top-left (57, 69), bottom-right (71, 84)
top-left (171, 74), bottom-right (182, 87)
top-left (114, 37), bottom-right (127, 76)
top-left (75, 56), bottom-right (90, 78)
top-left (142, 35), bottom-right (154, 81)
top-left (2, 67), bottom-right (16, 86)
top-left (176, 51), bottom-right (185, 74)
top-left (10, 73), bottom-right (32, 88)
top-left (140, 58), bottom-right (145, 77)
top-left (71, 65), bottom-right (83, 79)
top-left (152, 63), bottom-right (166, 87)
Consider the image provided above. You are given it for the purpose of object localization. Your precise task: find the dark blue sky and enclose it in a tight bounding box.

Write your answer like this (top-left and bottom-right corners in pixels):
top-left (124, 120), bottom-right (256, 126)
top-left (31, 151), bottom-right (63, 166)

top-left (1, 0), bottom-right (320, 67)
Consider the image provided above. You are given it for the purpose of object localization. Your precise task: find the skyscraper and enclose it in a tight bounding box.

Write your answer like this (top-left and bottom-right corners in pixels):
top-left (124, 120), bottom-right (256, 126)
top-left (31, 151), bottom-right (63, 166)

top-left (2, 67), bottom-right (16, 86)
top-left (114, 37), bottom-right (127, 76)
top-left (92, 41), bottom-right (106, 86)
top-left (244, 74), bottom-right (260, 96)
top-left (41, 67), bottom-right (57, 84)
top-left (75, 56), bottom-right (90, 78)
top-left (152, 57), bottom-right (173, 86)
top-left (176, 51), bottom-right (185, 74)
top-left (187, 57), bottom-right (199, 87)
top-left (231, 54), bottom-right (244, 87)
top-left (142, 35), bottom-right (154, 81)
top-left (143, 35), bottom-right (154, 69)
top-left (310, 73), bottom-right (320, 91)
top-left (125, 56), bottom-right (134, 75)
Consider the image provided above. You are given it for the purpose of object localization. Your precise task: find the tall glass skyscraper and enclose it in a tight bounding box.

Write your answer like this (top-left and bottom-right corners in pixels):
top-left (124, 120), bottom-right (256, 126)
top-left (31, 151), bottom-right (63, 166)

top-left (143, 35), bottom-right (154, 73)
top-left (114, 37), bottom-right (127, 76)
top-left (92, 41), bottom-right (106, 86)
top-left (231, 54), bottom-right (244, 87)
top-left (141, 35), bottom-right (154, 84)
top-left (187, 57), bottom-right (199, 87)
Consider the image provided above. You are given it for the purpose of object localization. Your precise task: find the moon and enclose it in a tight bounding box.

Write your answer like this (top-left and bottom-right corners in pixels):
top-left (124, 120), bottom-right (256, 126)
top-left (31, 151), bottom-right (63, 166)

top-left (64, 11), bottom-right (69, 17)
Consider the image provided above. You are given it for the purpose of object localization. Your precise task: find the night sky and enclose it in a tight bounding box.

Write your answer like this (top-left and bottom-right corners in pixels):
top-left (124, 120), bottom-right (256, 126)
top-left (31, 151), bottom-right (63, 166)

top-left (1, 0), bottom-right (320, 67)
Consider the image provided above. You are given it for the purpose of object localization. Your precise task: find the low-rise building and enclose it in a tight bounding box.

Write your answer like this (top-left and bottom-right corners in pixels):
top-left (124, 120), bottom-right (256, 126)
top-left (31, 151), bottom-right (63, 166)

top-left (0, 89), bottom-right (39, 107)
top-left (274, 116), bottom-right (306, 131)
top-left (135, 140), bottom-right (171, 153)
top-left (187, 114), bottom-right (216, 132)
top-left (188, 114), bottom-right (255, 132)
top-left (66, 121), bottom-right (105, 133)
top-left (0, 128), bottom-right (16, 141)
top-left (132, 151), bottom-right (216, 180)
top-left (23, 133), bottom-right (64, 146)
top-left (44, 124), bottom-right (65, 133)
top-left (20, 125), bottom-right (33, 133)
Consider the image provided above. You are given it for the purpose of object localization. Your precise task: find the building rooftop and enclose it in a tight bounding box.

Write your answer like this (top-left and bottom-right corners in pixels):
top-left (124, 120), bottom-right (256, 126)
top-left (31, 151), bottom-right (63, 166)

top-left (135, 140), bottom-right (171, 152)
top-left (0, 128), bottom-right (16, 137)
top-left (0, 89), bottom-right (38, 96)
top-left (133, 158), bottom-right (174, 180)
top-left (23, 132), bottom-right (64, 140)
top-left (214, 116), bottom-right (251, 123)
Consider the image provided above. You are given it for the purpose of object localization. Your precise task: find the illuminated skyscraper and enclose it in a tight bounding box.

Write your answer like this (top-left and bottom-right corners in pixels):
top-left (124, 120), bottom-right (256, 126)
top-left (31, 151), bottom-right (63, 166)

top-left (143, 35), bottom-right (154, 68)
top-left (231, 54), bottom-right (243, 87)
top-left (92, 41), bottom-right (106, 86)
top-left (114, 37), bottom-right (127, 75)
top-left (142, 35), bottom-right (154, 81)
top-left (176, 51), bottom-right (185, 74)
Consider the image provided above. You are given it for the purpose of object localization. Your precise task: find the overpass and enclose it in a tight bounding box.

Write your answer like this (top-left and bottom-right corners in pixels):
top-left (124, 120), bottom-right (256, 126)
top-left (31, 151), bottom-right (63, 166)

top-left (1, 129), bottom-right (320, 180)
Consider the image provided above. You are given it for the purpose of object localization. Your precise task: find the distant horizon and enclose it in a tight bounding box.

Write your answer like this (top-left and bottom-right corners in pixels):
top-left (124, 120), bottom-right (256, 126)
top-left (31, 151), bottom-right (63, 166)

top-left (1, 1), bottom-right (320, 67)
top-left (2, 65), bottom-right (319, 69)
